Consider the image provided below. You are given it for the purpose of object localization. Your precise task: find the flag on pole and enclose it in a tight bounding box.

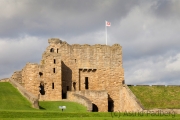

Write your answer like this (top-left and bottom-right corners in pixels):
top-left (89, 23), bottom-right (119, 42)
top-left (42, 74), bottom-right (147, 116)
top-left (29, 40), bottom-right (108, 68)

top-left (105, 21), bottom-right (111, 45)
top-left (106, 21), bottom-right (111, 26)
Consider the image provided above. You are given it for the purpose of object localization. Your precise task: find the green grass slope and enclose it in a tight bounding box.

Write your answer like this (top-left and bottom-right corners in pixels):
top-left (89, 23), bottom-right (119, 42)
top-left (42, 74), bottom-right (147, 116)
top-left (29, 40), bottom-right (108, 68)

top-left (0, 82), bottom-right (35, 110)
top-left (0, 82), bottom-right (87, 112)
top-left (129, 85), bottom-right (180, 109)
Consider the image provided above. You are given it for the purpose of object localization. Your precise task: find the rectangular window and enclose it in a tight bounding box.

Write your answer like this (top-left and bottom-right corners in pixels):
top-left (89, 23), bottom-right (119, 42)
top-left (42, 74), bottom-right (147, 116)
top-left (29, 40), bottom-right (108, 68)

top-left (85, 77), bottom-right (89, 89)
top-left (53, 68), bottom-right (55, 73)
top-left (54, 59), bottom-right (56, 64)
top-left (52, 83), bottom-right (54, 89)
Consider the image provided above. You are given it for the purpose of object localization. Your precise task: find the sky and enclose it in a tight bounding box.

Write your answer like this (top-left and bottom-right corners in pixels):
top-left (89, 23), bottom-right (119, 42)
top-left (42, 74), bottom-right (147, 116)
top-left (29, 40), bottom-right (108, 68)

top-left (0, 0), bottom-right (180, 85)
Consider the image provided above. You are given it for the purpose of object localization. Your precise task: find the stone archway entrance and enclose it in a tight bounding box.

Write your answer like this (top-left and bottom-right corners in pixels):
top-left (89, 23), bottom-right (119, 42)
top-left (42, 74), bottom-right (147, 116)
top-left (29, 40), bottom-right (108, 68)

top-left (92, 103), bottom-right (98, 112)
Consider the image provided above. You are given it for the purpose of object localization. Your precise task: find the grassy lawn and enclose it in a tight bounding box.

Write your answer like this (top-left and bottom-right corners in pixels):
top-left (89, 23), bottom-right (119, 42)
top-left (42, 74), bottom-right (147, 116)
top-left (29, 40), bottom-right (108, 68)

top-left (0, 82), bottom-right (180, 119)
top-left (39, 101), bottom-right (87, 112)
top-left (0, 111), bottom-right (178, 120)
top-left (129, 85), bottom-right (180, 109)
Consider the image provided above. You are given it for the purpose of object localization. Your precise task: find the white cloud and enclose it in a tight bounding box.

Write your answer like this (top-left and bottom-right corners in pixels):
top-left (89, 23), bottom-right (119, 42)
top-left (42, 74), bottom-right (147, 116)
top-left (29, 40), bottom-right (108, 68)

top-left (125, 52), bottom-right (180, 85)
top-left (0, 36), bottom-right (48, 79)
top-left (165, 54), bottom-right (180, 72)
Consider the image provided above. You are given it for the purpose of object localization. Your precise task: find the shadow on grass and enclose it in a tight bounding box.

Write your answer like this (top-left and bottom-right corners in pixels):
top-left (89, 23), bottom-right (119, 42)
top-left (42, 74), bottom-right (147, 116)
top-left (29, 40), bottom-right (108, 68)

top-left (39, 106), bottom-right (46, 110)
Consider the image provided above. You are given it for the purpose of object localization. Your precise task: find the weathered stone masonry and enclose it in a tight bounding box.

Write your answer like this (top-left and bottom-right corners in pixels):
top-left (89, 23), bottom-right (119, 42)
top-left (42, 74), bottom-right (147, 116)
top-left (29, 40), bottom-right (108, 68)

top-left (9, 38), bottom-right (142, 112)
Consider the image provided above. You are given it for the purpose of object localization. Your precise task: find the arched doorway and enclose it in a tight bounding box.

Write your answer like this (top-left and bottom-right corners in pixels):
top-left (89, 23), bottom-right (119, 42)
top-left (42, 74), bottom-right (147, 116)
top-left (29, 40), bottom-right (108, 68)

top-left (92, 103), bottom-right (98, 112)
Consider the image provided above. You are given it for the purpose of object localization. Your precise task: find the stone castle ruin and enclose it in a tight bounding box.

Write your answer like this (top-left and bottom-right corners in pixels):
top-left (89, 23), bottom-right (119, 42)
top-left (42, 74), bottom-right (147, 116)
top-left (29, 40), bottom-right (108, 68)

top-left (10, 38), bottom-right (143, 112)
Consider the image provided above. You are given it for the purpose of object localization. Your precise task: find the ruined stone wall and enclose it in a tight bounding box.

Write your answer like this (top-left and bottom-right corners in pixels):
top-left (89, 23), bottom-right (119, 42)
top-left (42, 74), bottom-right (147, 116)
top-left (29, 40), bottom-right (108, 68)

top-left (21, 59), bottom-right (62, 101)
top-left (11, 71), bottom-right (22, 85)
top-left (12, 38), bottom-right (124, 108)
top-left (22, 63), bottom-right (39, 97)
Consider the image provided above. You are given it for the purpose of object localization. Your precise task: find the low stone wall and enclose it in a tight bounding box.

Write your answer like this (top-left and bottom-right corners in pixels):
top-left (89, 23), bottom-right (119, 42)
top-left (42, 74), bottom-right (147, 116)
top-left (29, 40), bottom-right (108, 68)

top-left (68, 90), bottom-right (108, 112)
top-left (67, 91), bottom-right (92, 111)
top-left (0, 78), bottom-right (9, 82)
top-left (9, 78), bottom-right (39, 109)
top-left (119, 85), bottom-right (144, 112)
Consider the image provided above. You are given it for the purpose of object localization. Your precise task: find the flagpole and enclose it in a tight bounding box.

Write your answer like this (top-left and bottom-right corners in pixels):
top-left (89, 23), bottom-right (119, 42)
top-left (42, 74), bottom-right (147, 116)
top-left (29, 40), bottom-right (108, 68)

top-left (105, 21), bottom-right (107, 45)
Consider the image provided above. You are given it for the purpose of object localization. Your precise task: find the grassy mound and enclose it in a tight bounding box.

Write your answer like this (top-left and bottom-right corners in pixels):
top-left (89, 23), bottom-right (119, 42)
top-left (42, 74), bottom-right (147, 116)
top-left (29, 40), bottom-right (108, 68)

top-left (129, 85), bottom-right (180, 109)
top-left (0, 82), bottom-right (35, 110)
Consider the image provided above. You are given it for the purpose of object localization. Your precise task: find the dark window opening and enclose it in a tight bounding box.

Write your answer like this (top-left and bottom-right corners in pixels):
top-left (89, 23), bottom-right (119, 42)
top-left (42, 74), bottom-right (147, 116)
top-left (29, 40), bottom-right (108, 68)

top-left (53, 68), bottom-right (55, 73)
top-left (50, 48), bottom-right (54, 52)
top-left (108, 100), bottom-right (114, 112)
top-left (85, 77), bottom-right (89, 89)
top-left (52, 82), bottom-right (54, 89)
top-left (54, 59), bottom-right (56, 64)
top-left (73, 82), bottom-right (76, 91)
top-left (92, 103), bottom-right (98, 112)
top-left (62, 89), bottom-right (67, 99)
top-left (108, 95), bottom-right (114, 112)
top-left (57, 49), bottom-right (59, 53)
top-left (39, 82), bottom-right (45, 95)
top-left (39, 72), bottom-right (43, 77)
top-left (67, 86), bottom-right (69, 91)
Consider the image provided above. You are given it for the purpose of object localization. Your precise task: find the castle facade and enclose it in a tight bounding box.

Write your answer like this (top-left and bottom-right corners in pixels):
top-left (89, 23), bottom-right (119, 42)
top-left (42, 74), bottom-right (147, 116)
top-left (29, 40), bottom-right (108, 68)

top-left (11, 38), bottom-right (126, 112)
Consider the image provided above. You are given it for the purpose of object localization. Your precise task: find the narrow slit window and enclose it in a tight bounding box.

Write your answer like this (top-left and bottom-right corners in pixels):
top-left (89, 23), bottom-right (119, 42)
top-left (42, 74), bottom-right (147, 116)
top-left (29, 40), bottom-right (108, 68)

top-left (54, 59), bottom-right (56, 64)
top-left (85, 77), bottom-right (89, 89)
top-left (52, 82), bottom-right (54, 89)
top-left (53, 68), bottom-right (55, 73)
top-left (57, 49), bottom-right (59, 53)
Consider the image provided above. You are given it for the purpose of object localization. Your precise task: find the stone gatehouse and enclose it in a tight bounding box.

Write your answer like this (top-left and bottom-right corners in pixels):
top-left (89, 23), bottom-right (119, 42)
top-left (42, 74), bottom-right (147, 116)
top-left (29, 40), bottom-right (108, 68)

top-left (10, 38), bottom-right (142, 112)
